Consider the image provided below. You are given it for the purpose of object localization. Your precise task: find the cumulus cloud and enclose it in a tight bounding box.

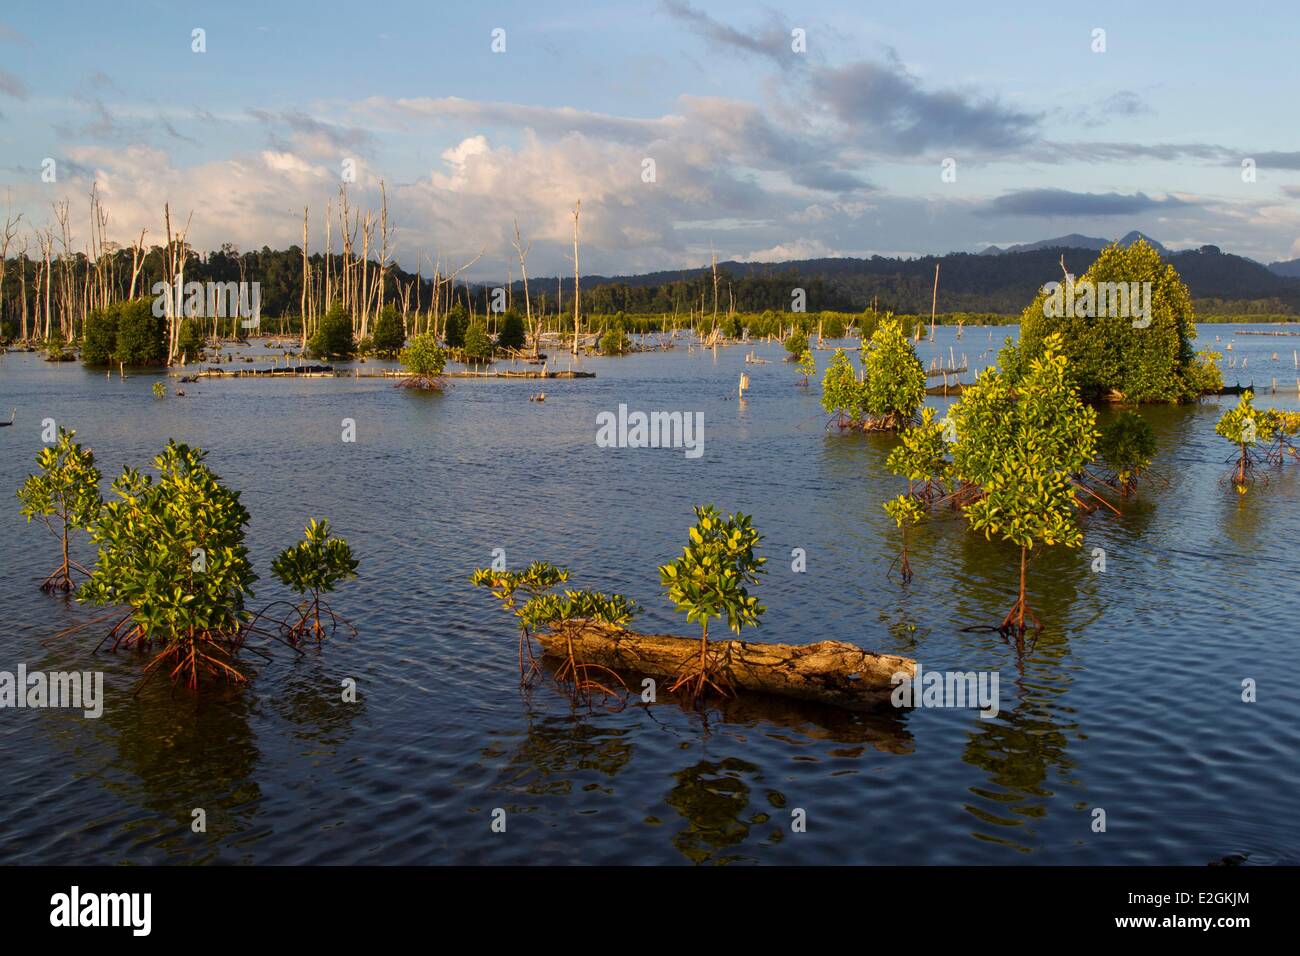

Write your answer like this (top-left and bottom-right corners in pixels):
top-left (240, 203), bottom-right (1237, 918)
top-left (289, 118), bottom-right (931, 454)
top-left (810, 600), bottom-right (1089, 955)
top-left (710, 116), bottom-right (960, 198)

top-left (737, 238), bottom-right (842, 262)
top-left (249, 109), bottom-right (373, 158)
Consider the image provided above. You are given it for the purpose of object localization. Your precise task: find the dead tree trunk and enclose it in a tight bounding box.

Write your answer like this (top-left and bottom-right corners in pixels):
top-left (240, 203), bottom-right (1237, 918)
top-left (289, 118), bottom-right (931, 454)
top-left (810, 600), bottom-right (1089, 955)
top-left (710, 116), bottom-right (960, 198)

top-left (571, 200), bottom-right (581, 356)
top-left (535, 621), bottom-right (915, 711)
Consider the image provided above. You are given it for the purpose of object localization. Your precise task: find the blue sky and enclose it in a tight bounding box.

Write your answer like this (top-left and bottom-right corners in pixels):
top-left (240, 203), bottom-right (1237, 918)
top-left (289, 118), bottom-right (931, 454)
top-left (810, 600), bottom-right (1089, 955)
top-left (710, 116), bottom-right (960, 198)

top-left (1, 0), bottom-right (1298, 278)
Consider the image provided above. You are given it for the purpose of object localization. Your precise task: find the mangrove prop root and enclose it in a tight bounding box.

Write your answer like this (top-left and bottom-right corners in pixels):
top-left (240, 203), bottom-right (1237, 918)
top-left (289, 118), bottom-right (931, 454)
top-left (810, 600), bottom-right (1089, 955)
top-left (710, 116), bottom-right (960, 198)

top-left (38, 562), bottom-right (79, 593)
top-left (667, 640), bottom-right (736, 702)
top-left (138, 631), bottom-right (248, 692)
top-left (274, 594), bottom-right (356, 645)
top-left (551, 630), bottom-right (628, 707)
top-left (536, 622), bottom-right (915, 711)
top-left (517, 627), bottom-right (543, 686)
top-left (998, 597), bottom-right (1042, 638)
top-left (887, 545), bottom-right (914, 585)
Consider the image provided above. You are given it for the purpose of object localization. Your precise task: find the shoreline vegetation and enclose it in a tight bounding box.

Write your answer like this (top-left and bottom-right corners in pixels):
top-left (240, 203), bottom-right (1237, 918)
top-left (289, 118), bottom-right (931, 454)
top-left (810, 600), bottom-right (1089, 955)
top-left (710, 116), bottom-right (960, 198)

top-left (0, 188), bottom-right (1297, 368)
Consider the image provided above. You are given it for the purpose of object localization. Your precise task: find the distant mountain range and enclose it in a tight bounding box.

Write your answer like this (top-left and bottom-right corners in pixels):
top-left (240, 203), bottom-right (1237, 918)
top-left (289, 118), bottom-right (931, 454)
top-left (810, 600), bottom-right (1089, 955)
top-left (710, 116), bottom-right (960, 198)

top-left (558, 232), bottom-right (1300, 315)
top-left (980, 230), bottom-right (1169, 257)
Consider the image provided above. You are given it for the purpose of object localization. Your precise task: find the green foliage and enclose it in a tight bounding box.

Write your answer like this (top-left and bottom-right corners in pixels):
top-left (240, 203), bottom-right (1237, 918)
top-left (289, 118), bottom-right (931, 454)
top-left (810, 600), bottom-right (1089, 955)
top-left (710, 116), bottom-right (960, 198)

top-left (444, 302), bottom-right (468, 349)
top-left (82, 298), bottom-right (165, 367)
top-left (860, 318), bottom-right (926, 428)
top-left (271, 518), bottom-right (358, 596)
top-left (1185, 349), bottom-right (1224, 396)
top-left (309, 304), bottom-right (355, 359)
top-left (886, 406), bottom-right (950, 485)
top-left (471, 561), bottom-right (636, 662)
top-left (497, 310), bottom-right (526, 351)
top-left (17, 427), bottom-right (102, 530)
top-left (659, 505), bottom-right (766, 638)
top-left (79, 441), bottom-right (256, 644)
top-left (177, 317), bottom-right (206, 358)
top-left (819, 348), bottom-right (865, 424)
top-left (883, 493), bottom-right (925, 530)
top-left (952, 333), bottom-right (1098, 550)
top-left (462, 321), bottom-right (493, 362)
top-left (81, 308), bottom-right (119, 365)
top-left (1016, 240), bottom-right (1199, 402)
top-left (372, 305), bottom-right (406, 355)
top-left (600, 322), bottom-right (630, 355)
top-left (1098, 411), bottom-right (1157, 485)
top-left (784, 330), bottom-right (808, 356)
top-left (471, 560), bottom-right (570, 615)
top-left (796, 348), bottom-right (816, 383)
top-left (819, 312), bottom-right (847, 339)
top-left (518, 590), bottom-right (637, 633)
top-left (16, 427), bottom-right (103, 590)
top-left (114, 298), bottom-right (167, 366)
top-left (400, 332), bottom-right (447, 385)
top-left (1215, 390), bottom-right (1277, 446)
top-left (151, 381), bottom-right (166, 398)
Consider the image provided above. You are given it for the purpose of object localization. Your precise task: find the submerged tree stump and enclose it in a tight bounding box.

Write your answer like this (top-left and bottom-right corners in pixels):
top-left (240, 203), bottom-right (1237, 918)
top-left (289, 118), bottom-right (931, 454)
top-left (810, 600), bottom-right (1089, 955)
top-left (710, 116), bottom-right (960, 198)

top-left (536, 622), bottom-right (915, 711)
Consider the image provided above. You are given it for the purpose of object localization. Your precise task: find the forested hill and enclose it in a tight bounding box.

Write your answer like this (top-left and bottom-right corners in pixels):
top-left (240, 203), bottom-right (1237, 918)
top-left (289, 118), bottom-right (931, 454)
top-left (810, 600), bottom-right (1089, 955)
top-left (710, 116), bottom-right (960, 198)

top-left (566, 243), bottom-right (1300, 315)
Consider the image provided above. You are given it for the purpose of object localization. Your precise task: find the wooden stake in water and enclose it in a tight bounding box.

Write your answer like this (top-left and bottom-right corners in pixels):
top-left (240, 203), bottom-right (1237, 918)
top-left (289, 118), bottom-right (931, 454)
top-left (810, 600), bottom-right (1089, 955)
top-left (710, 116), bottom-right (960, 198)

top-left (929, 262), bottom-right (939, 342)
top-left (739, 372), bottom-right (750, 397)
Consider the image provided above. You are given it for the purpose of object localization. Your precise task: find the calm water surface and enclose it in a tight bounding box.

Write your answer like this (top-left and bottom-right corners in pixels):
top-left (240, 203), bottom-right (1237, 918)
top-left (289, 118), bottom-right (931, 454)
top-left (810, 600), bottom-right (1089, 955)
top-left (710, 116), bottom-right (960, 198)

top-left (1, 324), bottom-right (1297, 865)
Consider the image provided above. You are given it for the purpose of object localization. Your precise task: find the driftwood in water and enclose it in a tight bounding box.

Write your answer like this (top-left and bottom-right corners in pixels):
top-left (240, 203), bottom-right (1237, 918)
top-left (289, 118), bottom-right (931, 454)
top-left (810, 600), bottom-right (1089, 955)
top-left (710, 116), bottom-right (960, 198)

top-left (535, 621), bottom-right (915, 711)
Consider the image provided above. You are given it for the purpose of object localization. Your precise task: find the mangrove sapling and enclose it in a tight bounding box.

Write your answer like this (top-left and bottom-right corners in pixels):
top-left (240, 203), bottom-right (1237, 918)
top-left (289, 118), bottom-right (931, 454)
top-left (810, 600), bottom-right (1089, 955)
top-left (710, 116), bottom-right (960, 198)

top-left (659, 506), bottom-right (766, 702)
top-left (820, 348), bottom-right (865, 429)
top-left (398, 333), bottom-right (448, 390)
top-left (1096, 410), bottom-right (1157, 496)
top-left (1215, 391), bottom-right (1278, 494)
top-left (462, 322), bottom-right (494, 364)
top-left (309, 303), bottom-right (355, 359)
top-left (883, 495), bottom-right (924, 584)
top-left (949, 334), bottom-right (1098, 637)
top-left (519, 589), bottom-right (637, 706)
top-left (882, 407), bottom-right (951, 582)
top-left (796, 348), bottom-right (815, 386)
top-left (78, 441), bottom-right (259, 689)
top-left (599, 323), bottom-right (630, 355)
top-left (151, 381), bottom-right (166, 398)
top-left (16, 427), bottom-right (102, 592)
top-left (784, 330), bottom-right (808, 361)
top-left (470, 560), bottom-right (571, 683)
top-left (372, 305), bottom-right (406, 357)
top-left (860, 319), bottom-right (926, 431)
top-left (269, 519), bottom-right (359, 644)
top-left (1265, 410), bottom-right (1300, 466)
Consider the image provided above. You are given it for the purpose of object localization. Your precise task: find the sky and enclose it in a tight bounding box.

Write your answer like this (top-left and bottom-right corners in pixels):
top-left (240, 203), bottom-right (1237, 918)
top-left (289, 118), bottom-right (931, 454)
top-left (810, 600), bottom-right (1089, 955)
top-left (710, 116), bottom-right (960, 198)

top-left (1, 0), bottom-right (1298, 280)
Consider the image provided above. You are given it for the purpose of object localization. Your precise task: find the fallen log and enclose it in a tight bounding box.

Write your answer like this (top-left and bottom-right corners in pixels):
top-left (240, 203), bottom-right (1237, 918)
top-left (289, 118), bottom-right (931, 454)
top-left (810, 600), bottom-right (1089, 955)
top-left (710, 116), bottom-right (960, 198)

top-left (536, 621), bottom-right (915, 711)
